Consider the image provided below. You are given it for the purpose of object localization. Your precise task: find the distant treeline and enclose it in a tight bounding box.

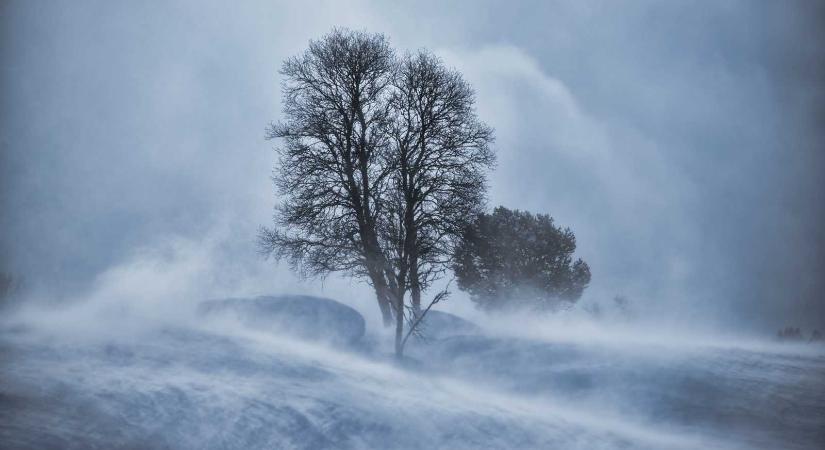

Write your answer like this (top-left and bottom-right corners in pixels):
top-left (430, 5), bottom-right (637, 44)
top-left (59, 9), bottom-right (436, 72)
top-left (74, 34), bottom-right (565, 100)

top-left (776, 327), bottom-right (822, 343)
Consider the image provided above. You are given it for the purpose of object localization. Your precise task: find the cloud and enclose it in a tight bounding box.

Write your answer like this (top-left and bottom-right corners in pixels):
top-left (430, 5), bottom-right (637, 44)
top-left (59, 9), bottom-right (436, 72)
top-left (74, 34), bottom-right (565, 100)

top-left (435, 44), bottom-right (698, 314)
top-left (2, 0), bottom-right (823, 329)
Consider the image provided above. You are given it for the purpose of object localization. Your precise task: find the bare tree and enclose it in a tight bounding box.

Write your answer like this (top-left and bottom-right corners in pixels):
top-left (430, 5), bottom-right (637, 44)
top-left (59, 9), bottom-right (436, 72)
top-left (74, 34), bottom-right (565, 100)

top-left (261, 30), bottom-right (495, 357)
top-left (259, 29), bottom-right (397, 325)
top-left (384, 51), bottom-right (494, 318)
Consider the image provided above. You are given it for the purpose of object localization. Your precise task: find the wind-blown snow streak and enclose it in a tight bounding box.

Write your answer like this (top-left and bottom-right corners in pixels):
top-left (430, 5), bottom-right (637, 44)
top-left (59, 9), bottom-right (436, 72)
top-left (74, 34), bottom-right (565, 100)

top-left (1, 297), bottom-right (823, 450)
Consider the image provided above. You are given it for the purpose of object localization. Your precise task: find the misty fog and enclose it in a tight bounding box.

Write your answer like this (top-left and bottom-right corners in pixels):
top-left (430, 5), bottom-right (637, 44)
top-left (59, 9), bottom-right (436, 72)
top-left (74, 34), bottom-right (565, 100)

top-left (2, 1), bottom-right (824, 449)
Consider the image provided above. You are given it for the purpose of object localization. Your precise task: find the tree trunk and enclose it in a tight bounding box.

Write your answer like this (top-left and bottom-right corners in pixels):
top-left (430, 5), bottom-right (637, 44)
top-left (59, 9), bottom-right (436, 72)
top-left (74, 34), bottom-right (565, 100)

top-left (362, 227), bottom-right (394, 327)
top-left (394, 291), bottom-right (405, 358)
top-left (404, 197), bottom-right (420, 319)
top-left (375, 284), bottom-right (394, 326)
top-left (366, 267), bottom-right (393, 327)
top-left (410, 261), bottom-right (421, 318)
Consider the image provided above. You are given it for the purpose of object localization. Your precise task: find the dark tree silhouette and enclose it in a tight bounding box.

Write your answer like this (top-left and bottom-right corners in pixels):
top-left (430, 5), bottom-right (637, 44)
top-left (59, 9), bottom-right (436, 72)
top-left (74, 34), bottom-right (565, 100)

top-left (260, 29), bottom-right (397, 326)
top-left (384, 51), bottom-right (494, 318)
top-left (453, 206), bottom-right (591, 311)
top-left (260, 29), bottom-right (494, 356)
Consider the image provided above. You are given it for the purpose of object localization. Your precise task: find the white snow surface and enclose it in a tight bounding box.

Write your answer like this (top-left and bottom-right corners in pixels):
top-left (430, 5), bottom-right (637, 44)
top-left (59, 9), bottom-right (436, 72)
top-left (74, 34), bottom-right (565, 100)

top-left (1, 295), bottom-right (824, 450)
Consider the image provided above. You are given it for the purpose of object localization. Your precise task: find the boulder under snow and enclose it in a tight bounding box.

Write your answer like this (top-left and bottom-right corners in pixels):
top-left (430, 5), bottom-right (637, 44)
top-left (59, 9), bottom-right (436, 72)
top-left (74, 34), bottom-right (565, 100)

top-left (199, 295), bottom-right (366, 345)
top-left (414, 310), bottom-right (481, 340)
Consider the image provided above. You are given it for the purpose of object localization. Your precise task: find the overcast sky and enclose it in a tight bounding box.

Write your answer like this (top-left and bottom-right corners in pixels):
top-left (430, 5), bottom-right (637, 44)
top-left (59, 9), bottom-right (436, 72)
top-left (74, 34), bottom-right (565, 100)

top-left (1, 0), bottom-right (823, 330)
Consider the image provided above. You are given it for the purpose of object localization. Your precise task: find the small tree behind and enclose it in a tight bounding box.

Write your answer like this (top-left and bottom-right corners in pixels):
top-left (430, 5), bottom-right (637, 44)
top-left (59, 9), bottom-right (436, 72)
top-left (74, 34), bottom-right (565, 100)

top-left (453, 206), bottom-right (591, 311)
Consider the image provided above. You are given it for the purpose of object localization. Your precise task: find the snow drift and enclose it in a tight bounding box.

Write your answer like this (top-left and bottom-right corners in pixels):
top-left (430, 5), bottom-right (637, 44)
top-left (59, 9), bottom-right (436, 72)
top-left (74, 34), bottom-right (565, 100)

top-left (1, 293), bottom-right (823, 449)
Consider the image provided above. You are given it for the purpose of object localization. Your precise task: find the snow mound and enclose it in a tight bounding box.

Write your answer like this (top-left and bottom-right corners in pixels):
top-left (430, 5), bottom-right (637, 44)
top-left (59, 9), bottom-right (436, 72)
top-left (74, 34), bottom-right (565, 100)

top-left (416, 310), bottom-right (480, 340)
top-left (199, 295), bottom-right (366, 345)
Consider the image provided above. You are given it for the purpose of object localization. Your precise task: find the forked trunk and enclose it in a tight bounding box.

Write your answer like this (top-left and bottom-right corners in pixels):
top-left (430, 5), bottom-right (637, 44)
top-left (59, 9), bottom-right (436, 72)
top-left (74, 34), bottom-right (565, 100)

top-left (363, 232), bottom-right (394, 327)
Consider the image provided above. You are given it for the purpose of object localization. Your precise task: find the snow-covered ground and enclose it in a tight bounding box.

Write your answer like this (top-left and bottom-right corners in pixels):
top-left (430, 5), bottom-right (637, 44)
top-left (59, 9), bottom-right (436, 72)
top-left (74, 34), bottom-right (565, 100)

top-left (1, 296), bottom-right (823, 450)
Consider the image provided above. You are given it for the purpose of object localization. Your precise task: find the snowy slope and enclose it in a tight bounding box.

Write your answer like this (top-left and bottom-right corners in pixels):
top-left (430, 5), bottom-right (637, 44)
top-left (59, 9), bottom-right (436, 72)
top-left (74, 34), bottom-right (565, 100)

top-left (1, 297), bottom-right (823, 450)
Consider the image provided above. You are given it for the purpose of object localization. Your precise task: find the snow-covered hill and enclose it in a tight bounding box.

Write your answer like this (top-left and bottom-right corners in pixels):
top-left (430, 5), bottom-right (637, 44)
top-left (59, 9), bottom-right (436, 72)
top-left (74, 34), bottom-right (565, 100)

top-left (1, 296), bottom-right (823, 449)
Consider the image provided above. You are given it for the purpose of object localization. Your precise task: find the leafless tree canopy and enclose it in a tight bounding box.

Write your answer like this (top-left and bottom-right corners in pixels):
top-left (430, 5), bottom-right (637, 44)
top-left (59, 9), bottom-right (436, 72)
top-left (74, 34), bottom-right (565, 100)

top-left (260, 29), bottom-right (494, 356)
top-left (384, 51), bottom-right (494, 316)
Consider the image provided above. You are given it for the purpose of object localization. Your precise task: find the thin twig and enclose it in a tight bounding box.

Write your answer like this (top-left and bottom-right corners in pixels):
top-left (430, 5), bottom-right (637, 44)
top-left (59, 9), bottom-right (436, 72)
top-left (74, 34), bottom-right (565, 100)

top-left (400, 278), bottom-right (453, 350)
